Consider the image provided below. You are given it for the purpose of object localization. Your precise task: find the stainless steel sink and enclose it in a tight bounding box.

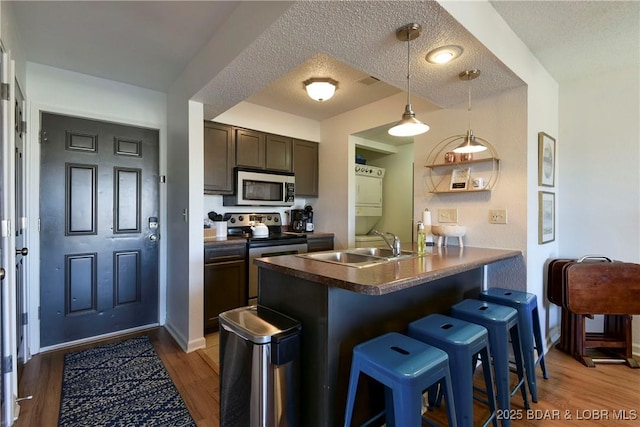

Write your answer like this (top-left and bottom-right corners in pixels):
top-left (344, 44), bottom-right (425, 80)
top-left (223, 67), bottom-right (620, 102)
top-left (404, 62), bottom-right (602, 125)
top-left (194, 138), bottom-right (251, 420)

top-left (297, 247), bottom-right (418, 268)
top-left (348, 247), bottom-right (416, 260)
top-left (300, 251), bottom-right (386, 268)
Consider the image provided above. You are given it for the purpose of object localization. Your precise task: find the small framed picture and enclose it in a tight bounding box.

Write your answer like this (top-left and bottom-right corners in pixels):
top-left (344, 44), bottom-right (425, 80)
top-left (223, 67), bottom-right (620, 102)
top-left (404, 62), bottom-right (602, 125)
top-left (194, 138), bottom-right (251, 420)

top-left (538, 132), bottom-right (556, 187)
top-left (450, 167), bottom-right (470, 191)
top-left (538, 191), bottom-right (555, 244)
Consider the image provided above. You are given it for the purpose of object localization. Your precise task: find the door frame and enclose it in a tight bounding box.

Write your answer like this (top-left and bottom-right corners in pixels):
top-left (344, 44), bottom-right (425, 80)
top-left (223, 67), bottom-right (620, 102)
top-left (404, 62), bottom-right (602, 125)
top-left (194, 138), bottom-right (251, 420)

top-left (1, 50), bottom-right (18, 427)
top-left (26, 103), bottom-right (167, 353)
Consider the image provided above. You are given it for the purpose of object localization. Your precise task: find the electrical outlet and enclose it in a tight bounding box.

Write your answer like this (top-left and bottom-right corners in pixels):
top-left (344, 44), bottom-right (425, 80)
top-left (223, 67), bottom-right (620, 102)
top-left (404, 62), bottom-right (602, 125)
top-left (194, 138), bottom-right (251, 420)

top-left (489, 209), bottom-right (508, 224)
top-left (438, 208), bottom-right (458, 223)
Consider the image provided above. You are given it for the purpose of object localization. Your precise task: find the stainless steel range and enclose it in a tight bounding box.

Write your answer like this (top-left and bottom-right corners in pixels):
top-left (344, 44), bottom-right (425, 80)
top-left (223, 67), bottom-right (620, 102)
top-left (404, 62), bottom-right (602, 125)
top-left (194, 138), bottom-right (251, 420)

top-left (226, 212), bottom-right (307, 305)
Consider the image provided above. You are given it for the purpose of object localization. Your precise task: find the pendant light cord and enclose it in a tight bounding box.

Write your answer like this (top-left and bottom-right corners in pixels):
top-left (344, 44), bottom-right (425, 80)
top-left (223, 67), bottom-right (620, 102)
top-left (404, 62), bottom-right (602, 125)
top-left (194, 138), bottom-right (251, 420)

top-left (467, 77), bottom-right (472, 130)
top-left (406, 28), bottom-right (412, 106)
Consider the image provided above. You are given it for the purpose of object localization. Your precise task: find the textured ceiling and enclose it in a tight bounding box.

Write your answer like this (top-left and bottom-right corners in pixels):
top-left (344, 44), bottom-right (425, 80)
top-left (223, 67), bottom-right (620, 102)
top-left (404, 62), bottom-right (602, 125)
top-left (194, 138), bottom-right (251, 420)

top-left (9, 0), bottom-right (639, 142)
top-left (490, 0), bottom-right (640, 83)
top-left (196, 0), bottom-right (524, 122)
top-left (11, 1), bottom-right (240, 91)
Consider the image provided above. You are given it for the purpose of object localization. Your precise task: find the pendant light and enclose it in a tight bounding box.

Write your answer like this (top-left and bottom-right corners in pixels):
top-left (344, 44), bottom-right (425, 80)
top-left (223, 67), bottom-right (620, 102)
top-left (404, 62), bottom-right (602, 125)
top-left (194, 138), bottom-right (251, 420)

top-left (452, 69), bottom-right (488, 154)
top-left (388, 23), bottom-right (430, 137)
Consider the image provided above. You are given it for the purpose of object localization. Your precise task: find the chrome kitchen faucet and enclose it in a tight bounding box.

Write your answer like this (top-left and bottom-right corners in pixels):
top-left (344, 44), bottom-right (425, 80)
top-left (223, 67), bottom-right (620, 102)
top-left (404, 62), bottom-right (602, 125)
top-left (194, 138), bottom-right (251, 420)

top-left (372, 230), bottom-right (401, 257)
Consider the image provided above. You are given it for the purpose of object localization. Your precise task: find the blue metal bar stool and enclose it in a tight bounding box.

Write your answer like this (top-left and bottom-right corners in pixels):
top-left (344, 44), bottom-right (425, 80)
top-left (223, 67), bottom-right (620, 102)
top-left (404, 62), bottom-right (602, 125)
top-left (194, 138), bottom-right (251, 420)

top-left (450, 299), bottom-right (530, 427)
top-left (344, 332), bottom-right (457, 427)
top-left (479, 288), bottom-right (548, 403)
top-left (408, 314), bottom-right (498, 427)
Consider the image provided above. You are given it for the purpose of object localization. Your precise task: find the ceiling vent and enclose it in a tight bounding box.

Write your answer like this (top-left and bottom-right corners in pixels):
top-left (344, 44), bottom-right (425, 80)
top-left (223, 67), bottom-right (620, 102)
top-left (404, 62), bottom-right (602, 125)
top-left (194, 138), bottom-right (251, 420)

top-left (357, 76), bottom-right (381, 86)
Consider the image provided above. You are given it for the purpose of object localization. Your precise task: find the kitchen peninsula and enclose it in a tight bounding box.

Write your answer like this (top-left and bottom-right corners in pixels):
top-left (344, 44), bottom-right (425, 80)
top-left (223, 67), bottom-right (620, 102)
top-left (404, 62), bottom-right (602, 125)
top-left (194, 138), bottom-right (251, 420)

top-left (256, 245), bottom-right (523, 426)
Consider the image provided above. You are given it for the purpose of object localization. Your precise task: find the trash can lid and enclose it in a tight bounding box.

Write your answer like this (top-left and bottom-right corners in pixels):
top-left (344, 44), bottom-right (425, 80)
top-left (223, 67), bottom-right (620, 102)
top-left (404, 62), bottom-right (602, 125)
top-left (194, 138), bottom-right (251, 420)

top-left (219, 305), bottom-right (301, 344)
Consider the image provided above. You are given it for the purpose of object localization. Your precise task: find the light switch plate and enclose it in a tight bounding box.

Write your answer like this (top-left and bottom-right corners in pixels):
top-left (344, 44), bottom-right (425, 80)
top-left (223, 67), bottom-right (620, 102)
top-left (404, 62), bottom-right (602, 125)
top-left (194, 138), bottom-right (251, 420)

top-left (489, 209), bottom-right (508, 224)
top-left (438, 208), bottom-right (458, 223)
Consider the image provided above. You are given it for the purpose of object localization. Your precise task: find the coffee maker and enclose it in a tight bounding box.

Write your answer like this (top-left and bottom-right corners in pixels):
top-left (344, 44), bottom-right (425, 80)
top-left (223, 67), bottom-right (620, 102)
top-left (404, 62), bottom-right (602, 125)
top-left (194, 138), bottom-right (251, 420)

top-left (290, 205), bottom-right (314, 232)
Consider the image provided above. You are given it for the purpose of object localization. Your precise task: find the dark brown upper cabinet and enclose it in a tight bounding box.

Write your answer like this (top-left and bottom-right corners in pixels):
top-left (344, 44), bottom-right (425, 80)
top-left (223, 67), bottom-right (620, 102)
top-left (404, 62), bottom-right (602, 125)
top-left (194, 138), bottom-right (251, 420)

top-left (204, 121), bottom-right (235, 195)
top-left (235, 128), bottom-right (266, 169)
top-left (204, 122), bottom-right (318, 196)
top-left (293, 139), bottom-right (319, 197)
top-left (265, 134), bottom-right (292, 172)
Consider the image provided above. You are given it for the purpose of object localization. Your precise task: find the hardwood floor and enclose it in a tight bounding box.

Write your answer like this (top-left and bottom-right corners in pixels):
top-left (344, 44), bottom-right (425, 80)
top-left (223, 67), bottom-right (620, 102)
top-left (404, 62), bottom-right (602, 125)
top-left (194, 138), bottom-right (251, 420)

top-left (14, 328), bottom-right (640, 426)
top-left (14, 328), bottom-right (219, 427)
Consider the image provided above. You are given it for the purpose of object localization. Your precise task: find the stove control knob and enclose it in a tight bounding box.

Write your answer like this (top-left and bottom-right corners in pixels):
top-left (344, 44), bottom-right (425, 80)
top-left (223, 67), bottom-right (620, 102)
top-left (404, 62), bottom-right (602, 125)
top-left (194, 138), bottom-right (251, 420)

top-left (229, 218), bottom-right (236, 223)
top-left (238, 215), bottom-right (244, 221)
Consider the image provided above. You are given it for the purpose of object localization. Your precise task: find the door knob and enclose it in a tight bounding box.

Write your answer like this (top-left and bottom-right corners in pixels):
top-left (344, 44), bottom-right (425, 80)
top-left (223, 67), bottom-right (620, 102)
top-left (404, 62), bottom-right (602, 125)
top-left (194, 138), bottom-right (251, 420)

top-left (148, 234), bottom-right (159, 241)
top-left (0, 268), bottom-right (5, 280)
top-left (16, 247), bottom-right (28, 256)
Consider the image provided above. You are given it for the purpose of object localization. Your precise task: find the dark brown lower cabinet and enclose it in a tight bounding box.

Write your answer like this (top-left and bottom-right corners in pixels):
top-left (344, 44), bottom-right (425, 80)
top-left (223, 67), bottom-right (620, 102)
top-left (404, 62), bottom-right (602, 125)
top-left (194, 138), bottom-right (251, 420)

top-left (307, 234), bottom-right (334, 252)
top-left (204, 243), bottom-right (247, 332)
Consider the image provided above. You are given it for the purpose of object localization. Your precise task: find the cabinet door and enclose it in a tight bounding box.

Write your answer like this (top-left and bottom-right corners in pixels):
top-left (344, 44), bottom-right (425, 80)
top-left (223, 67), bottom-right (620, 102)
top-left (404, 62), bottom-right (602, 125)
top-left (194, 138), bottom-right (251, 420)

top-left (307, 236), bottom-right (334, 252)
top-left (204, 259), bottom-right (246, 331)
top-left (356, 175), bottom-right (382, 206)
top-left (204, 122), bottom-right (235, 194)
top-left (266, 134), bottom-right (292, 171)
top-left (236, 128), bottom-right (265, 168)
top-left (293, 139), bottom-right (319, 197)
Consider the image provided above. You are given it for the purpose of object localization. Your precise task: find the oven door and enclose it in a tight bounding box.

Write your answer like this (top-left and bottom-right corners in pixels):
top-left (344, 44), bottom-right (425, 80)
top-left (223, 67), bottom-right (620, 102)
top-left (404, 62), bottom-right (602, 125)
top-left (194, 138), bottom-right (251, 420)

top-left (248, 241), bottom-right (307, 305)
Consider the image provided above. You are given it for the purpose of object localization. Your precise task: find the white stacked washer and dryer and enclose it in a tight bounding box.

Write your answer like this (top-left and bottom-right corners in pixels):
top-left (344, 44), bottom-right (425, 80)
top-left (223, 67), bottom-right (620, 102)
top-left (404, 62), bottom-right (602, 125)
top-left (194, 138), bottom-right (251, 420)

top-left (354, 164), bottom-right (387, 248)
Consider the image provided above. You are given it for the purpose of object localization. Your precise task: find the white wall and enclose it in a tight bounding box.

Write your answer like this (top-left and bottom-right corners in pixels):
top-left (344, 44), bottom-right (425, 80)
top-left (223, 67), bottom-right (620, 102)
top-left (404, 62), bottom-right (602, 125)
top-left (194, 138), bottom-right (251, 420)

top-left (416, 86), bottom-right (528, 251)
top-left (559, 66), bottom-right (640, 349)
top-left (441, 0), bottom-right (560, 350)
top-left (0, 0), bottom-right (26, 90)
top-left (25, 63), bottom-right (168, 353)
top-left (164, 2), bottom-right (292, 351)
top-left (319, 93), bottom-right (440, 249)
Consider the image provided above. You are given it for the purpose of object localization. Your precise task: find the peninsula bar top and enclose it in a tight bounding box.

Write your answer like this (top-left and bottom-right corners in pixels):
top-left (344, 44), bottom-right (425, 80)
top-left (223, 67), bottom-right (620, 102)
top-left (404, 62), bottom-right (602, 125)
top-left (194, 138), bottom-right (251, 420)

top-left (253, 245), bottom-right (523, 426)
top-left (254, 245), bottom-right (522, 295)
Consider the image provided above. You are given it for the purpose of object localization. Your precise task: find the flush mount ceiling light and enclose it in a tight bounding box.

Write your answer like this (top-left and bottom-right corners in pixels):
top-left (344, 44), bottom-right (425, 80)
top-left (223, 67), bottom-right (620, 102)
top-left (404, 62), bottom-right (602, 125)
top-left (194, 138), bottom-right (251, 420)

top-left (388, 23), bottom-right (430, 137)
top-left (304, 78), bottom-right (338, 102)
top-left (425, 45), bottom-right (463, 64)
top-left (452, 69), bottom-right (488, 154)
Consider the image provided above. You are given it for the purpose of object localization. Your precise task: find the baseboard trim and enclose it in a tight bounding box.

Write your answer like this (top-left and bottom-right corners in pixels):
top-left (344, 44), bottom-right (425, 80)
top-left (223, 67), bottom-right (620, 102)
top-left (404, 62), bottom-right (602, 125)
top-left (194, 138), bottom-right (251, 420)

top-left (39, 323), bottom-right (160, 354)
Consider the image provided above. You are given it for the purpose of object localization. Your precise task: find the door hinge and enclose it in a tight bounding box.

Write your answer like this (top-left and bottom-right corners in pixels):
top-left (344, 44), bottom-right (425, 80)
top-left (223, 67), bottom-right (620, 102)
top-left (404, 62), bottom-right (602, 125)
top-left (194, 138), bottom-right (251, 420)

top-left (2, 356), bottom-right (12, 374)
top-left (19, 120), bottom-right (27, 134)
top-left (159, 175), bottom-right (166, 183)
top-left (21, 312), bottom-right (28, 326)
top-left (38, 306), bottom-right (41, 320)
top-left (39, 130), bottom-right (48, 143)
top-left (0, 83), bottom-right (9, 101)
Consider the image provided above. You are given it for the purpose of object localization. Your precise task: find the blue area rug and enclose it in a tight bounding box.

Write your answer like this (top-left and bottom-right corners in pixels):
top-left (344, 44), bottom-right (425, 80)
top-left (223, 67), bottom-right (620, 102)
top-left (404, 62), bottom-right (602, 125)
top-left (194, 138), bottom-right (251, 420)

top-left (59, 336), bottom-right (195, 426)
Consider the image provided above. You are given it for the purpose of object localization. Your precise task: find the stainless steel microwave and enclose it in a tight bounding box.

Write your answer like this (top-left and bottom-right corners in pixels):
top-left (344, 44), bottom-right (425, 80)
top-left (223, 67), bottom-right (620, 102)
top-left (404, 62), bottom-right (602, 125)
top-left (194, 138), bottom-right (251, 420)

top-left (223, 168), bottom-right (295, 206)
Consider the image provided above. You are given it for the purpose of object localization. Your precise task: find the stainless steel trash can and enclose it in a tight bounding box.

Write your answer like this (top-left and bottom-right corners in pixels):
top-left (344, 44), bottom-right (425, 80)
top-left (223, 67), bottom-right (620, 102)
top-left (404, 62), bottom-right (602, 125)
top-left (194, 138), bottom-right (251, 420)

top-left (219, 305), bottom-right (301, 427)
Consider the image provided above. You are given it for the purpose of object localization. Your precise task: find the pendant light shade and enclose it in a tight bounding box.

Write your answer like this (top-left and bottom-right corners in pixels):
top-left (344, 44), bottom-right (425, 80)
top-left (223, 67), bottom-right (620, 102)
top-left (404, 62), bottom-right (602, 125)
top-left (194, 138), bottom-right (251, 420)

top-left (452, 69), bottom-right (487, 154)
top-left (453, 129), bottom-right (488, 153)
top-left (304, 78), bottom-right (338, 102)
top-left (388, 23), bottom-right (429, 137)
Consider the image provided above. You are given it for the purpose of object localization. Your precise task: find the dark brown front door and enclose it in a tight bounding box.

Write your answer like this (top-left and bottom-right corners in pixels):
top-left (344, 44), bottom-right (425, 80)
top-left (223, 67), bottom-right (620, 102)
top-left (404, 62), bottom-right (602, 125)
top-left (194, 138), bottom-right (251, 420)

top-left (39, 112), bottom-right (159, 347)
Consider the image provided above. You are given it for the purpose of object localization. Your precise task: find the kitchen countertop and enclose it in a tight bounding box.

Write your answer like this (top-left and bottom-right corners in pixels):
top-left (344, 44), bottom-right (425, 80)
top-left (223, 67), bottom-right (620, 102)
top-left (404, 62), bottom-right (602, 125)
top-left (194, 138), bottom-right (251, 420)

top-left (203, 235), bottom-right (247, 245)
top-left (203, 230), bottom-right (334, 244)
top-left (255, 245), bottom-right (521, 295)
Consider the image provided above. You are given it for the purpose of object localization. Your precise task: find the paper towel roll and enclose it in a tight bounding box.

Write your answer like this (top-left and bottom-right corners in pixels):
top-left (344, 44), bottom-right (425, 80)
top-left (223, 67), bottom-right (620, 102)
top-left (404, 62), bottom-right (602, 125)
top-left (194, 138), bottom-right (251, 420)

top-left (422, 210), bottom-right (434, 244)
top-left (422, 209), bottom-right (431, 226)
